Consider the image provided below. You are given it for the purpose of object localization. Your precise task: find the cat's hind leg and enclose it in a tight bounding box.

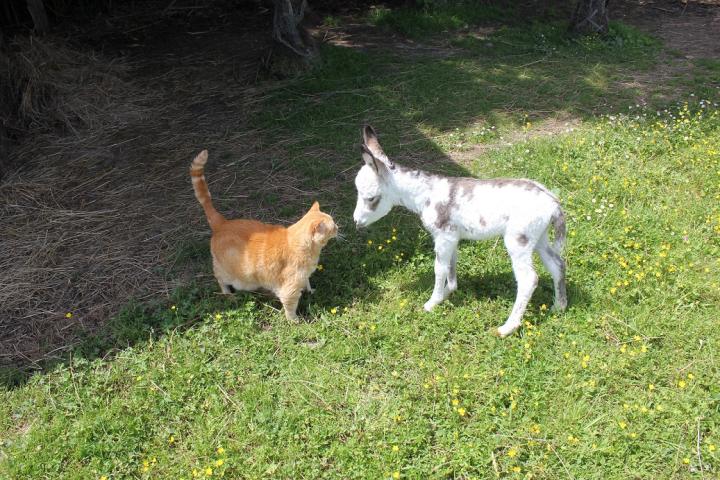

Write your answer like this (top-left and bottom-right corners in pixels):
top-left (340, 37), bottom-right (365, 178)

top-left (213, 257), bottom-right (235, 295)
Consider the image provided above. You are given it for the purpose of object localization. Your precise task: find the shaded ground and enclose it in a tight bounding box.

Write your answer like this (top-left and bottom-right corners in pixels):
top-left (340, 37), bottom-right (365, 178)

top-left (1, 0), bottom-right (719, 377)
top-left (0, 4), bottom-right (282, 372)
top-left (617, 0), bottom-right (720, 60)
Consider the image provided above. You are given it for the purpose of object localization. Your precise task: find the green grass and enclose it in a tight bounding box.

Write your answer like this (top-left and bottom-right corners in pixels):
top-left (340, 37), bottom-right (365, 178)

top-left (256, 20), bottom-right (661, 173)
top-left (369, 2), bottom-right (511, 39)
top-left (2, 10), bottom-right (720, 480)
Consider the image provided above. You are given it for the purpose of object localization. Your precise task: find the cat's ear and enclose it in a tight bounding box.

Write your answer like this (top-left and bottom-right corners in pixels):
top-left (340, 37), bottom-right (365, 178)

top-left (310, 201), bottom-right (320, 212)
top-left (311, 219), bottom-right (327, 235)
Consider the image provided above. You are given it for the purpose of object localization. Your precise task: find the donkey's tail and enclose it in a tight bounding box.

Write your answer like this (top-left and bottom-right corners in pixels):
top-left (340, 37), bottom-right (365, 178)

top-left (551, 208), bottom-right (566, 252)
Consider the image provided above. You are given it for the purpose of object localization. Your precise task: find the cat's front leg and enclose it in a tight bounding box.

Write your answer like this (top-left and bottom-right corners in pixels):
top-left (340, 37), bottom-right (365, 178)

top-left (279, 285), bottom-right (303, 322)
top-left (305, 279), bottom-right (315, 294)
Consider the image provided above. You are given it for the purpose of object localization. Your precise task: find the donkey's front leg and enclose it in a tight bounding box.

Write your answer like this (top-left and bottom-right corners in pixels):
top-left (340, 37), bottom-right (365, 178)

top-left (423, 237), bottom-right (458, 312)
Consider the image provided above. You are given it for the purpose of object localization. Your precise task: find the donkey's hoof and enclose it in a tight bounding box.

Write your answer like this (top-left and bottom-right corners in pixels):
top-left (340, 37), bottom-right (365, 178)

top-left (423, 300), bottom-right (439, 312)
top-left (497, 323), bottom-right (520, 338)
top-left (552, 300), bottom-right (567, 312)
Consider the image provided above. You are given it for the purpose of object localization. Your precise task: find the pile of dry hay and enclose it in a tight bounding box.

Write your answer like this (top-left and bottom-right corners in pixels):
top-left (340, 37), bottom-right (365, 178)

top-left (0, 36), bottom-right (155, 370)
top-left (0, 20), bottom-right (314, 376)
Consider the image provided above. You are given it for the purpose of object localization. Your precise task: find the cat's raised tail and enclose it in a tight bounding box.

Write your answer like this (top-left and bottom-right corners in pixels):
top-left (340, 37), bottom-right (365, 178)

top-left (190, 150), bottom-right (225, 230)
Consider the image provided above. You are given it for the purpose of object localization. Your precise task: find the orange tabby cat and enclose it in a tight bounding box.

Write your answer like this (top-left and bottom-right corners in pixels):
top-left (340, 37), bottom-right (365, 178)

top-left (190, 150), bottom-right (337, 321)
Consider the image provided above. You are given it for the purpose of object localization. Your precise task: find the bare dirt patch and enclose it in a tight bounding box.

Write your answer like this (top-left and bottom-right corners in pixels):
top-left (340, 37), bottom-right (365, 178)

top-left (614, 0), bottom-right (720, 101)
top-left (450, 116), bottom-right (583, 165)
top-left (617, 0), bottom-right (720, 60)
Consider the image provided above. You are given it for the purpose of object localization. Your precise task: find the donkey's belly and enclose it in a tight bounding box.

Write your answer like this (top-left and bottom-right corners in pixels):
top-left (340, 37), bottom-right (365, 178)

top-left (458, 223), bottom-right (504, 241)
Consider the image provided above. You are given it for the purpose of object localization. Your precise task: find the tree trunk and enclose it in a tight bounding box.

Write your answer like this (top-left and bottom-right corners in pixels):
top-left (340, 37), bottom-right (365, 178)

top-left (27, 0), bottom-right (49, 34)
top-left (570, 0), bottom-right (610, 35)
top-left (267, 0), bottom-right (318, 77)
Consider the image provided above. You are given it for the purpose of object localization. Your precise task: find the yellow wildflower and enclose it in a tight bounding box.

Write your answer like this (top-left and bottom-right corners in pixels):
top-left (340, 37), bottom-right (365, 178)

top-left (217, 447), bottom-right (225, 455)
top-left (205, 467), bottom-right (213, 476)
top-left (393, 471), bottom-right (400, 479)
top-left (215, 459), bottom-right (224, 467)
top-left (65, 312), bottom-right (73, 318)
top-left (507, 448), bottom-right (518, 458)
top-left (392, 445), bottom-right (399, 452)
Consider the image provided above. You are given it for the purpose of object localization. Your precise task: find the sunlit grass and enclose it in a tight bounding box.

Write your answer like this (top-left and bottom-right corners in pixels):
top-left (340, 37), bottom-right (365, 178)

top-left (1, 9), bottom-right (719, 480)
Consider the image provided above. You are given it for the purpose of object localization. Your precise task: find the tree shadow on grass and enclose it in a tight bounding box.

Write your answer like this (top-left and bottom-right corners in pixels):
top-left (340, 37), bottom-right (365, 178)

top-left (2, 15), bottom-right (659, 388)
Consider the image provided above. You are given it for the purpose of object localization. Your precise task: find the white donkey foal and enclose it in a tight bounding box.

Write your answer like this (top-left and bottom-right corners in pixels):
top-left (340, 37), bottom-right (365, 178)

top-left (353, 126), bottom-right (567, 337)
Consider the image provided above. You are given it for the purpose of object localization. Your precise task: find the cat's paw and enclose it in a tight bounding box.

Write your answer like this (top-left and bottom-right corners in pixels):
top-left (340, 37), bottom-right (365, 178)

top-left (284, 312), bottom-right (300, 323)
top-left (306, 286), bottom-right (315, 294)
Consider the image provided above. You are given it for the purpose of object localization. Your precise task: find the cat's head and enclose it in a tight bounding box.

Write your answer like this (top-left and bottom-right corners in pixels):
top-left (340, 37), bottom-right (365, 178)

top-left (303, 201), bottom-right (338, 247)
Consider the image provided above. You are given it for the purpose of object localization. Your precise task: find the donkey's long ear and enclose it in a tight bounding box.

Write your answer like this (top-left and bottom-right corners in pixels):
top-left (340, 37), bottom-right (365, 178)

top-left (362, 125), bottom-right (395, 170)
top-left (361, 144), bottom-right (380, 172)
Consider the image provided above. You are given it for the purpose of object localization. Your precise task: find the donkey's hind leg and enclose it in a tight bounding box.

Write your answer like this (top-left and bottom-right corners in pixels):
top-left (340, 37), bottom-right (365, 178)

top-left (447, 249), bottom-right (458, 293)
top-left (497, 232), bottom-right (538, 337)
